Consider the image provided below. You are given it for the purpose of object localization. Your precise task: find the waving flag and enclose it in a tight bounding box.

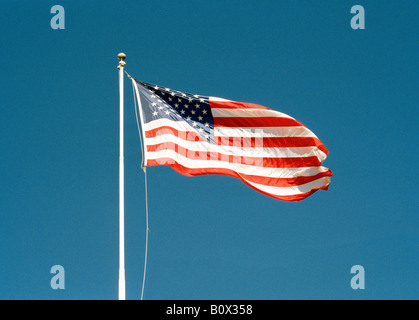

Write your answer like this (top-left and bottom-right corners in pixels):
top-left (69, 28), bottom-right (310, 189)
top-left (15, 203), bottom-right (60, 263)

top-left (132, 79), bottom-right (332, 201)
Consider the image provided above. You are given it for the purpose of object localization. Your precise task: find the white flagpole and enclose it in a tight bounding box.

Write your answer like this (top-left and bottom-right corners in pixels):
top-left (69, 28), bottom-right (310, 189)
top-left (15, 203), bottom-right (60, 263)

top-left (117, 52), bottom-right (126, 300)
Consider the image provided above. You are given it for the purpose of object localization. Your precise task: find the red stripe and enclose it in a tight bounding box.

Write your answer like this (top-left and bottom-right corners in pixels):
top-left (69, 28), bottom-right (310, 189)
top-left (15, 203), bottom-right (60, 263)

top-left (147, 157), bottom-right (332, 187)
top-left (145, 126), bottom-right (204, 141)
top-left (147, 141), bottom-right (321, 167)
top-left (214, 136), bottom-right (328, 155)
top-left (145, 127), bottom-right (328, 155)
top-left (209, 100), bottom-right (270, 110)
top-left (262, 137), bottom-right (329, 156)
top-left (239, 170), bottom-right (333, 187)
top-left (214, 117), bottom-right (302, 127)
top-left (146, 158), bottom-right (330, 202)
top-left (145, 127), bottom-right (328, 163)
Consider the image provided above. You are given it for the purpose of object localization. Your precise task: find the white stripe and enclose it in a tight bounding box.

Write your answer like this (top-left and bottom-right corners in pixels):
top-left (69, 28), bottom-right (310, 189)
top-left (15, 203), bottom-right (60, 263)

top-left (211, 108), bottom-right (294, 119)
top-left (243, 175), bottom-right (331, 196)
top-left (209, 96), bottom-right (231, 102)
top-left (145, 148), bottom-right (330, 179)
top-left (144, 118), bottom-right (196, 132)
top-left (145, 134), bottom-right (327, 161)
top-left (214, 126), bottom-right (318, 138)
top-left (143, 117), bottom-right (318, 139)
top-left (146, 149), bottom-right (330, 196)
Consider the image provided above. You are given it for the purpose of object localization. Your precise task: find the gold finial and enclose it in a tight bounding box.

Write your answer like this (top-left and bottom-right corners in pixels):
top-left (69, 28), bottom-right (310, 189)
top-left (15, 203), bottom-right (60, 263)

top-left (117, 53), bottom-right (126, 69)
top-left (118, 52), bottom-right (126, 61)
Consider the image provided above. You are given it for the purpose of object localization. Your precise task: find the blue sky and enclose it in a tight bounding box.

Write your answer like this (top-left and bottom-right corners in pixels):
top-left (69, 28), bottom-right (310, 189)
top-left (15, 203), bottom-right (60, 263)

top-left (0, 0), bottom-right (417, 299)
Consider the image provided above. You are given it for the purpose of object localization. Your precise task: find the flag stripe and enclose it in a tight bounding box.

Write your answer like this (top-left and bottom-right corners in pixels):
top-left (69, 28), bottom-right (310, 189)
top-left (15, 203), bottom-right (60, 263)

top-left (209, 99), bottom-right (270, 110)
top-left (143, 120), bottom-right (328, 157)
top-left (214, 135), bottom-right (327, 154)
top-left (146, 141), bottom-right (322, 167)
top-left (211, 107), bottom-right (294, 119)
top-left (260, 137), bottom-right (329, 156)
top-left (145, 126), bottom-right (205, 141)
top-left (145, 148), bottom-right (329, 178)
top-left (214, 126), bottom-right (318, 138)
top-left (214, 116), bottom-right (303, 128)
top-left (145, 133), bottom-right (327, 160)
top-left (146, 158), bottom-right (331, 201)
top-left (144, 122), bottom-right (319, 139)
top-left (146, 157), bottom-right (332, 187)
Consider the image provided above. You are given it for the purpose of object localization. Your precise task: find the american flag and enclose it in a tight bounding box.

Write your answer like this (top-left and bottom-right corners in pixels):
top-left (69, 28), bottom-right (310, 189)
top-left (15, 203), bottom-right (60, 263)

top-left (132, 79), bottom-right (332, 201)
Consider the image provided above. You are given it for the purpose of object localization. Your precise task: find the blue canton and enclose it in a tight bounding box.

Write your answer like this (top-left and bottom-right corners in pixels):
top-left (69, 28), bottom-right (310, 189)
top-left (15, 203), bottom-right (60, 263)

top-left (136, 80), bottom-right (214, 143)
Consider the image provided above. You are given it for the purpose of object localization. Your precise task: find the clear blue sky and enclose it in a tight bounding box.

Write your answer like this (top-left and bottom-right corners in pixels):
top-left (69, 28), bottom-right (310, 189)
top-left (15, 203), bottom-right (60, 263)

top-left (0, 0), bottom-right (417, 300)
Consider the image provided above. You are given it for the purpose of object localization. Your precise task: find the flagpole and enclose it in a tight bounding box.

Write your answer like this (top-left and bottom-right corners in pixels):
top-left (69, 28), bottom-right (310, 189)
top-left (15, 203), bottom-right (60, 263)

top-left (117, 52), bottom-right (126, 300)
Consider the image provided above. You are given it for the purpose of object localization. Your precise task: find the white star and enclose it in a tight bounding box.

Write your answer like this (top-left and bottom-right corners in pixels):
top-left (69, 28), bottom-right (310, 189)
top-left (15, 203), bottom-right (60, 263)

top-left (165, 110), bottom-right (170, 115)
top-left (154, 85), bottom-right (159, 90)
top-left (188, 97), bottom-right (193, 102)
top-left (199, 98), bottom-right (205, 103)
top-left (198, 128), bottom-right (203, 133)
top-left (186, 116), bottom-right (191, 121)
top-left (195, 104), bottom-right (200, 108)
top-left (198, 116), bottom-right (203, 121)
top-left (174, 103), bottom-right (179, 108)
top-left (180, 109), bottom-right (186, 114)
top-left (192, 122), bottom-right (197, 127)
top-left (184, 104), bottom-right (189, 109)
top-left (204, 122), bottom-right (209, 127)
top-left (171, 92), bottom-right (175, 96)
top-left (152, 111), bottom-right (158, 116)
top-left (191, 110), bottom-right (196, 115)
top-left (151, 102), bottom-right (157, 106)
top-left (202, 109), bottom-right (207, 114)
